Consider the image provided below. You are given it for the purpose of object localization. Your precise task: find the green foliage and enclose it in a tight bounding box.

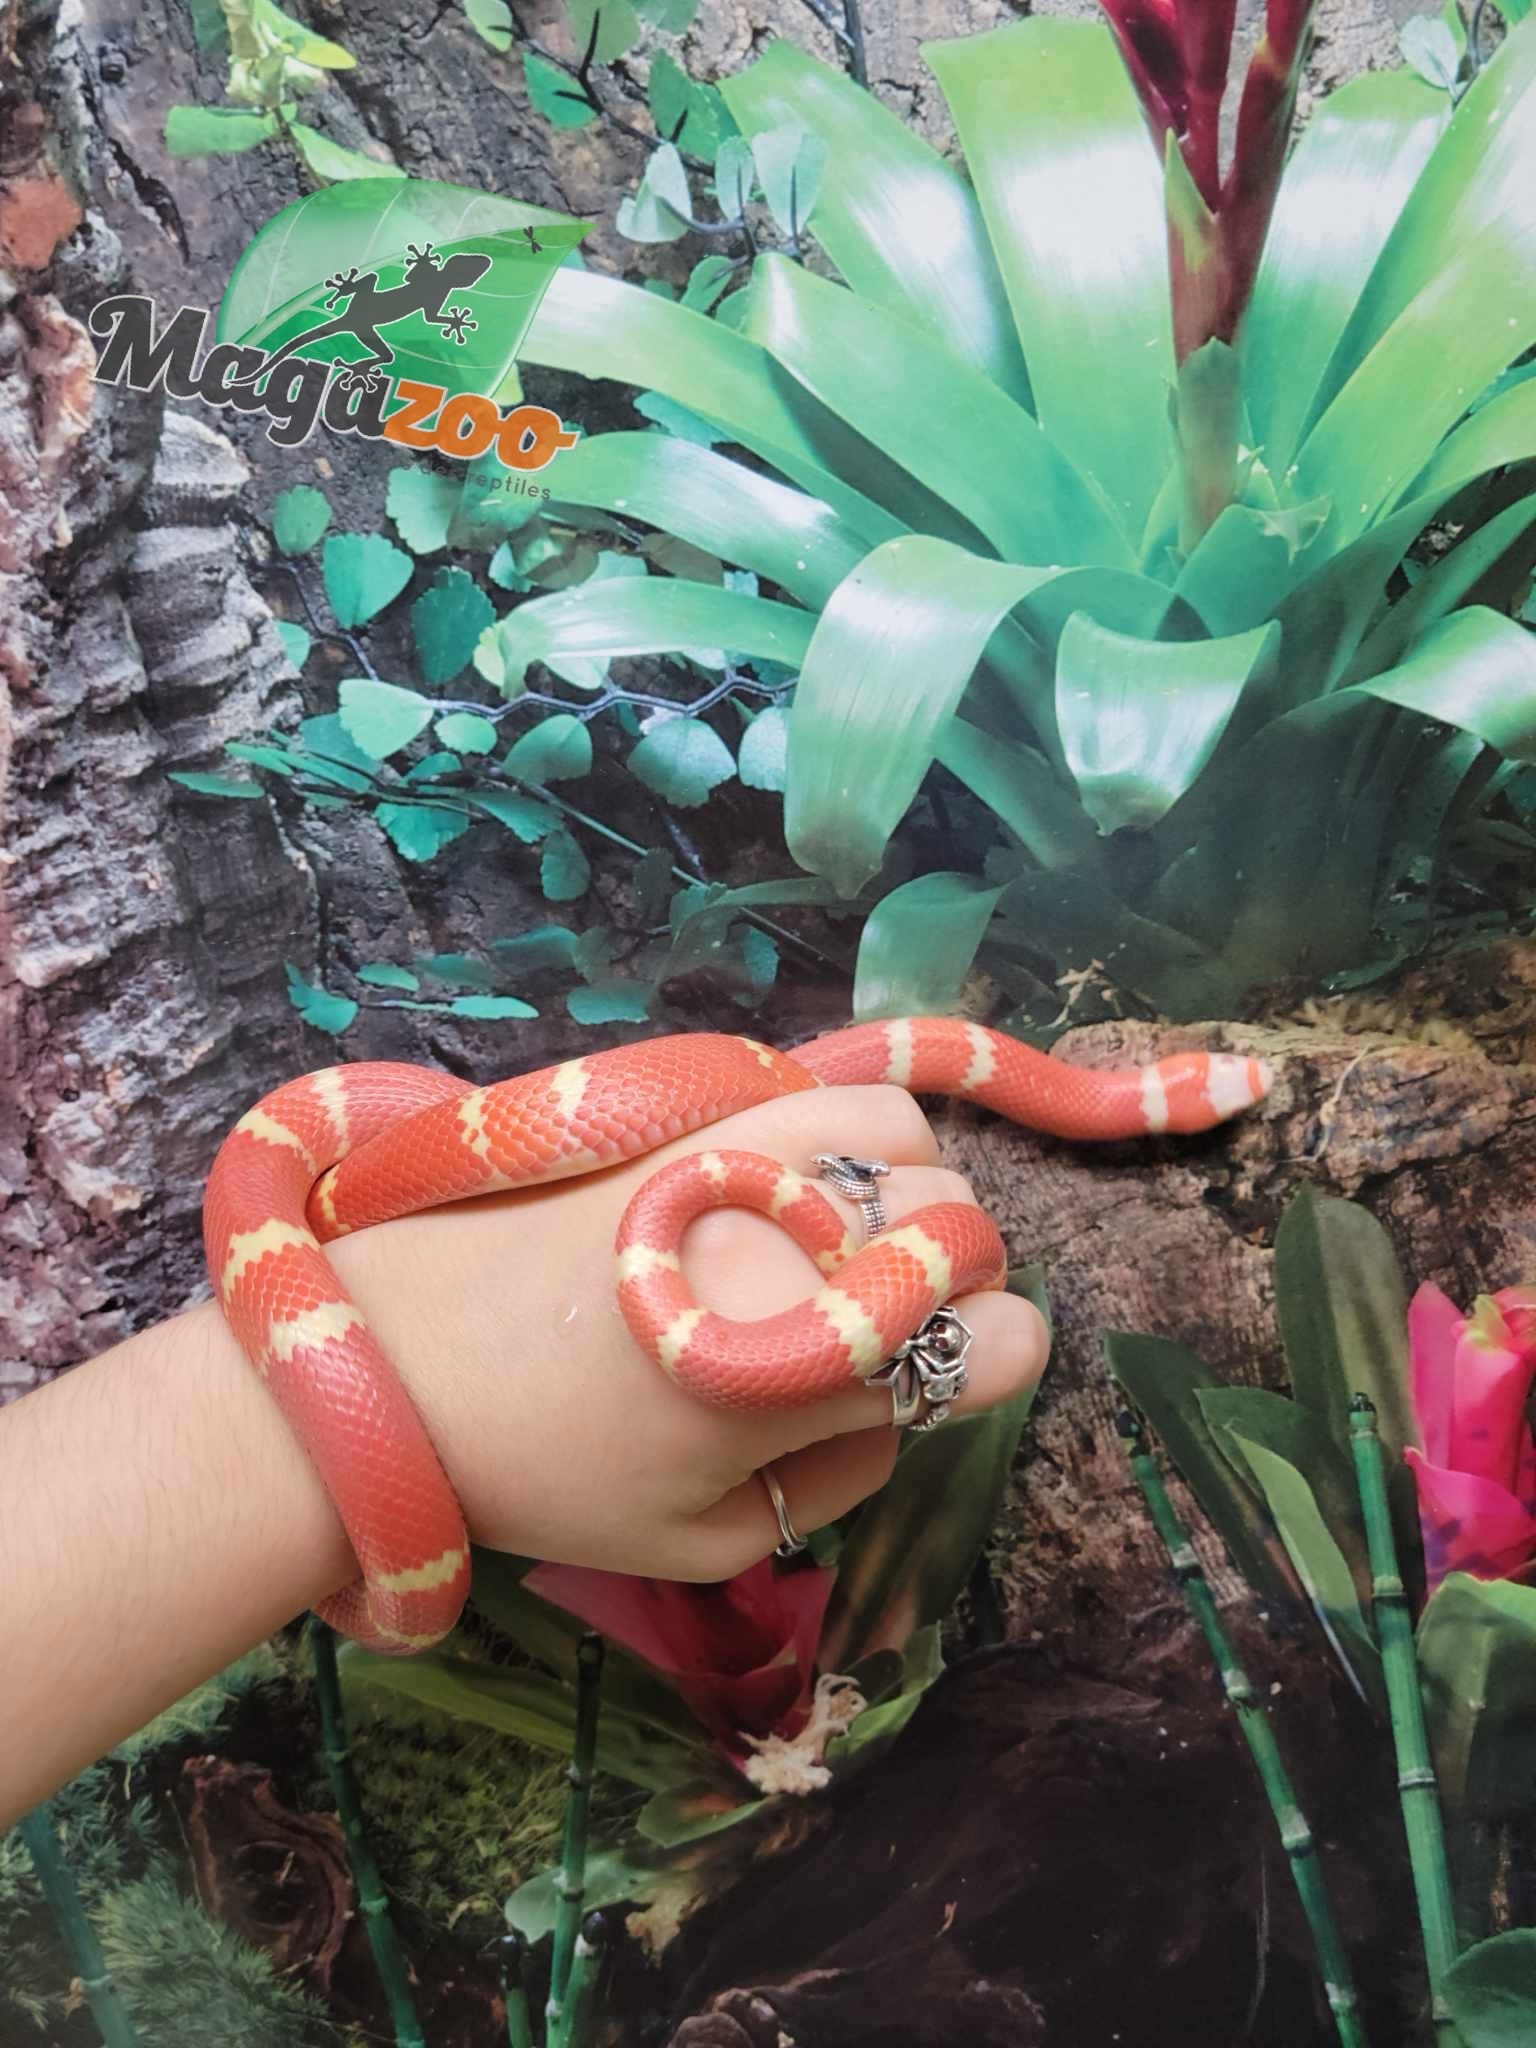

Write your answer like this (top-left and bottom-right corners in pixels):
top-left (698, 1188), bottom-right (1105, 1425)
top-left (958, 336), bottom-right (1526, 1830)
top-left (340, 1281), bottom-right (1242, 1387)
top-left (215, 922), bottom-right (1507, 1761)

top-left (628, 715), bottom-right (735, 805)
top-left (1443, 1929), bottom-right (1536, 2044)
top-left (285, 961), bottom-right (358, 1034)
top-left (323, 533), bottom-right (414, 629)
top-left (412, 568), bottom-right (496, 684)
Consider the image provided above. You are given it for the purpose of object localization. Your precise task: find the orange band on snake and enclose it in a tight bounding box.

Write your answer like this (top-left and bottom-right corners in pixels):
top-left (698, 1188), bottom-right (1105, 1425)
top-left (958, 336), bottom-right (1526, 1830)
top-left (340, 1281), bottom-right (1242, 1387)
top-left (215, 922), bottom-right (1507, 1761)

top-left (203, 1021), bottom-right (1271, 1653)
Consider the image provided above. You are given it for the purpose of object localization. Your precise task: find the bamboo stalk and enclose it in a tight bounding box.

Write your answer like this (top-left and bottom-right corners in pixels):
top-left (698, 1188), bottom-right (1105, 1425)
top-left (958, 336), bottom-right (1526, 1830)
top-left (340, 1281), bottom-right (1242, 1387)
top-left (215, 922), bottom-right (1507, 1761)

top-left (546, 1633), bottom-right (605, 2048)
top-left (1116, 1408), bottom-right (1369, 2048)
top-left (561, 1911), bottom-right (609, 2048)
top-left (1348, 1395), bottom-right (1462, 2044)
top-left (16, 1803), bottom-right (142, 2048)
top-left (308, 1619), bottom-right (427, 2048)
top-left (497, 1931), bottom-right (535, 2048)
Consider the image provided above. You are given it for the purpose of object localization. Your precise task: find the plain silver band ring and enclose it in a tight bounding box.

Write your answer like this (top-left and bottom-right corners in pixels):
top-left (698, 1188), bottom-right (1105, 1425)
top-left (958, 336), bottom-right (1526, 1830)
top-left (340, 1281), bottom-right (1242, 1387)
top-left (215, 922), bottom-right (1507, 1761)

top-left (761, 1465), bottom-right (807, 1558)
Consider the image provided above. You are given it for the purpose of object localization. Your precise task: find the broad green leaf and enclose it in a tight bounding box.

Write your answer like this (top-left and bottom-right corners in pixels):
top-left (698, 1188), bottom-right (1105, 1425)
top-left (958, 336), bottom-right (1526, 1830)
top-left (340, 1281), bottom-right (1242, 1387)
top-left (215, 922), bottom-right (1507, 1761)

top-left (338, 1645), bottom-right (698, 1790)
top-left (470, 788), bottom-right (558, 840)
top-left (737, 704), bottom-right (788, 791)
top-left (299, 711), bottom-right (376, 775)
top-left (169, 771), bottom-right (263, 799)
top-left (721, 41), bottom-right (1032, 406)
top-left (464, 0), bottom-right (513, 50)
top-left (165, 105), bottom-right (279, 155)
top-left (568, 981), bottom-right (653, 1024)
top-left (546, 432), bottom-right (869, 610)
top-left (616, 143), bottom-right (693, 243)
top-left (274, 619), bottom-right (311, 669)
top-left (288, 126), bottom-right (402, 185)
top-left (629, 716), bottom-right (735, 806)
top-left (218, 178), bottom-right (588, 408)
top-left (852, 872), bottom-right (1003, 1021)
top-left (1355, 608), bottom-right (1536, 765)
top-left (1104, 1332), bottom-right (1299, 1607)
top-left (505, 713), bottom-right (592, 782)
top-left (633, 389), bottom-right (724, 446)
top-left (411, 567), bottom-right (495, 684)
top-left (492, 579), bottom-right (813, 695)
top-left (376, 799), bottom-right (471, 862)
top-left (926, 19), bottom-right (1173, 540)
top-left (682, 254), bottom-right (735, 314)
top-left (1400, 14), bottom-right (1463, 90)
top-left (322, 533), bottom-right (413, 628)
top-left (749, 123), bottom-right (827, 242)
top-left (713, 135), bottom-right (755, 217)
top-left (648, 52), bottom-right (726, 157)
top-left (1406, 375), bottom-right (1536, 514)
top-left (271, 484), bottom-right (331, 555)
top-left (635, 1782), bottom-right (759, 1848)
top-left (524, 48), bottom-right (597, 129)
top-left (1351, 495), bottom-right (1536, 680)
top-left (541, 826), bottom-right (590, 900)
top-left (386, 467), bottom-right (460, 555)
top-left (522, 266), bottom-right (906, 544)
top-left (1418, 1574), bottom-right (1536, 1821)
top-left (1196, 1386), bottom-right (1366, 1583)
top-left (434, 711), bottom-right (499, 754)
top-left (786, 537), bottom-right (1065, 895)
top-left (1443, 1930), bottom-right (1536, 2046)
top-left (1172, 499), bottom-right (1331, 637)
top-left (637, 0), bottom-right (699, 24)
top-left (249, 0), bottom-right (353, 67)
top-left (566, 0), bottom-right (639, 64)
top-left (1225, 1434), bottom-right (1381, 1702)
top-left (416, 952), bottom-right (494, 989)
top-left (447, 993), bottom-right (538, 1019)
top-left (934, 720), bottom-right (1101, 873)
top-left (284, 962), bottom-right (357, 1035)
top-left (357, 963), bottom-right (420, 990)
top-left (819, 1372), bottom-right (1035, 1670)
top-left (490, 926), bottom-right (580, 972)
top-left (338, 678), bottom-right (435, 759)
top-left (1055, 616), bottom-right (1278, 833)
top-left (740, 255), bottom-right (1126, 569)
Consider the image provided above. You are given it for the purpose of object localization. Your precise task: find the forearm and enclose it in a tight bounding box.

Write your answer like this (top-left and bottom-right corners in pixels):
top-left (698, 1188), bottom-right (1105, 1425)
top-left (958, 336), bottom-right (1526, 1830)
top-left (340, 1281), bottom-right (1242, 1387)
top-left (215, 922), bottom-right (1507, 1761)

top-left (1, 1297), bottom-right (353, 1826)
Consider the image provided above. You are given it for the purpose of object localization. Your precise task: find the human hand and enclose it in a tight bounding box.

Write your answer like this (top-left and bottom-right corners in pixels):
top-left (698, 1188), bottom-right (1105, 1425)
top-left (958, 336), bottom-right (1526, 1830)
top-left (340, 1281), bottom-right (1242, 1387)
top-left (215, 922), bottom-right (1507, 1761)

top-left (325, 1084), bottom-right (1050, 1584)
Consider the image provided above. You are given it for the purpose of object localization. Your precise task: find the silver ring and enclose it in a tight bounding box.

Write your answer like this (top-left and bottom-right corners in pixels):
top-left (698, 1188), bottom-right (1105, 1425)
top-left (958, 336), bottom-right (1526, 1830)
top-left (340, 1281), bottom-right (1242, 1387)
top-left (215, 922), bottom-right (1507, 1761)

top-left (815, 1153), bottom-right (891, 1239)
top-left (760, 1465), bottom-right (806, 1558)
top-left (870, 1307), bottom-right (975, 1431)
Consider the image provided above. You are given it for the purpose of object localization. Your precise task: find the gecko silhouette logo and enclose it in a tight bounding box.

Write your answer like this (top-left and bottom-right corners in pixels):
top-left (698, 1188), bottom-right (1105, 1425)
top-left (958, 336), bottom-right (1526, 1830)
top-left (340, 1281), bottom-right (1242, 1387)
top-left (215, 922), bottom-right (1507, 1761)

top-left (87, 178), bottom-right (589, 472)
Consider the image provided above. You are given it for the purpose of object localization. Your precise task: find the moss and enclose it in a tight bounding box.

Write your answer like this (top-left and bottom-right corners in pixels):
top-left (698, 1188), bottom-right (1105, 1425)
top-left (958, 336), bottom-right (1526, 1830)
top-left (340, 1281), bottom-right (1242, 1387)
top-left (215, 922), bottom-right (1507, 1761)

top-left (110, 1644), bottom-right (291, 1770)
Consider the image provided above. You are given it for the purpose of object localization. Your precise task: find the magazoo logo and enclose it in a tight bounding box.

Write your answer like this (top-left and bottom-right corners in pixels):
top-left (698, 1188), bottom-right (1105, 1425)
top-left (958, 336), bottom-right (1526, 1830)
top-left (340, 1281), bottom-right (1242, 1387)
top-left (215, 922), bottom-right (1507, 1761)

top-left (88, 176), bottom-right (589, 471)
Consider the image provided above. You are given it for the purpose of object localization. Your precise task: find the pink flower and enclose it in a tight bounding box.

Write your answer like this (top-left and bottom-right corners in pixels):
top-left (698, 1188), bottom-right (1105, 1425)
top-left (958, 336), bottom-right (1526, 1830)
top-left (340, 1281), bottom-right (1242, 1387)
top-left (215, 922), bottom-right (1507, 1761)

top-left (1404, 1283), bottom-right (1536, 1591)
top-left (523, 1558), bottom-right (835, 1766)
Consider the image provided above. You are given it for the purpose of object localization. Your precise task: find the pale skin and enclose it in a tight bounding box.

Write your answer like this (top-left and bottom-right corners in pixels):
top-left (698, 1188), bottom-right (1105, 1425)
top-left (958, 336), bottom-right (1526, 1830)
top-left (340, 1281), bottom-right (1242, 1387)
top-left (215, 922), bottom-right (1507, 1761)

top-left (1, 1084), bottom-right (1048, 1828)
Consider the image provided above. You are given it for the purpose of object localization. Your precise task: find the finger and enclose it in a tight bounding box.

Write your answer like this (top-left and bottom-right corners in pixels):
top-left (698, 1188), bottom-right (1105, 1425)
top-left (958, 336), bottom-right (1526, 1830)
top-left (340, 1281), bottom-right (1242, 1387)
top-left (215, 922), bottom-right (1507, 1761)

top-left (683, 1164), bottom-right (981, 1321)
top-left (761, 1288), bottom-right (1050, 1455)
top-left (678, 1428), bottom-right (899, 1581)
top-left (674, 1082), bottom-right (942, 1175)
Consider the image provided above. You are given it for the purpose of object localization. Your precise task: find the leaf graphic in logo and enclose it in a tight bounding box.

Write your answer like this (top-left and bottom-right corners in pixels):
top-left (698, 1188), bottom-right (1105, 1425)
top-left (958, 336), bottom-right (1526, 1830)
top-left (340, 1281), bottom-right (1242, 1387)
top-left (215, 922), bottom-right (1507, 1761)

top-left (217, 177), bottom-right (589, 404)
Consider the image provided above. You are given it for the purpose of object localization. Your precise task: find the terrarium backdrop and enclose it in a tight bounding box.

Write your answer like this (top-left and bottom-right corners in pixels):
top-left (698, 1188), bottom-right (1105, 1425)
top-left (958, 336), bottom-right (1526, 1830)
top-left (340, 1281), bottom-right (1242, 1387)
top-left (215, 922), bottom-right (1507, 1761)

top-left (4, 0), bottom-right (1536, 2043)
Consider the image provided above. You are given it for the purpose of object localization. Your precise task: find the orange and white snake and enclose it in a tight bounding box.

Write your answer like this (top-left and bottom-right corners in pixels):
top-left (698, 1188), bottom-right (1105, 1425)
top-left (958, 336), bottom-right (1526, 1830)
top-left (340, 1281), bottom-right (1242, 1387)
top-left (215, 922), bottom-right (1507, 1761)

top-left (203, 1019), bottom-right (1270, 1652)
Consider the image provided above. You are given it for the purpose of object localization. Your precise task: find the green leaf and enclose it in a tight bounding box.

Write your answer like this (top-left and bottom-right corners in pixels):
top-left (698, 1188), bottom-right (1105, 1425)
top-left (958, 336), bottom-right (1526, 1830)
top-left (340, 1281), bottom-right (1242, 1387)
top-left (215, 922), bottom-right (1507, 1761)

top-left (274, 620), bottom-right (312, 669)
top-left (465, 0), bottom-right (513, 50)
top-left (1419, 1574), bottom-right (1536, 1820)
top-left (935, 719), bottom-right (1101, 874)
top-left (1400, 14), bottom-right (1463, 90)
top-left (635, 1782), bottom-right (758, 1847)
top-left (494, 579), bottom-right (813, 695)
top-left (925, 19), bottom-right (1173, 540)
top-left (505, 1847), bottom-right (658, 1942)
top-left (386, 467), bottom-right (460, 556)
top-left (637, 0), bottom-right (698, 24)
top-left (1055, 616), bottom-right (1278, 833)
top-left (1104, 1332), bottom-right (1299, 1607)
top-left (490, 925), bottom-right (580, 972)
top-left (737, 704), bottom-right (788, 792)
top-left (1273, 1186), bottom-right (1415, 1462)
top-left (713, 135), bottom-right (756, 217)
top-left (271, 484), bottom-right (331, 555)
top-left (749, 123), bottom-right (827, 242)
top-left (411, 567), bottom-right (495, 685)
top-left (1224, 1434), bottom-right (1381, 1701)
top-left (852, 872), bottom-right (1002, 1021)
top-left (322, 533), bottom-right (413, 629)
top-left (567, 981), bottom-right (653, 1024)
top-left (566, 0), bottom-right (639, 64)
top-left (648, 51), bottom-right (725, 157)
top-left (504, 713), bottom-right (593, 783)
top-left (338, 679), bottom-right (436, 759)
top-left (447, 993), bottom-right (539, 1019)
top-left (681, 254), bottom-right (735, 315)
top-left (721, 40), bottom-right (1030, 406)
top-left (1443, 1930), bottom-right (1536, 2046)
top-left (164, 105), bottom-right (280, 155)
top-left (1355, 608), bottom-right (1536, 764)
top-left (284, 962), bottom-right (357, 1035)
top-left (524, 49), bottom-right (596, 129)
top-left (616, 142), bottom-right (693, 244)
top-left (632, 390), bottom-right (722, 447)
top-left (540, 827), bottom-right (590, 900)
top-left (628, 716), bottom-right (735, 806)
top-left (169, 770), bottom-right (264, 799)
top-left (357, 963), bottom-right (420, 990)
top-left (740, 253), bottom-right (1126, 569)
top-left (820, 1373), bottom-right (1035, 1670)
top-left (376, 800), bottom-right (472, 862)
top-left (470, 788), bottom-right (559, 841)
top-left (218, 178), bottom-right (588, 407)
top-left (434, 711), bottom-right (499, 754)
top-left (288, 125), bottom-right (402, 185)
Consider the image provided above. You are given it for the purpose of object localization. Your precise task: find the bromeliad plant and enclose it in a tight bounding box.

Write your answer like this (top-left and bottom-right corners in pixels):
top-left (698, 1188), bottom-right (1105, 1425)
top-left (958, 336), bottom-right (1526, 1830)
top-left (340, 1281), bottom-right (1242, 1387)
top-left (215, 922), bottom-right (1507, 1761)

top-left (490, 9), bottom-right (1536, 1023)
top-left (1109, 1191), bottom-right (1536, 2045)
